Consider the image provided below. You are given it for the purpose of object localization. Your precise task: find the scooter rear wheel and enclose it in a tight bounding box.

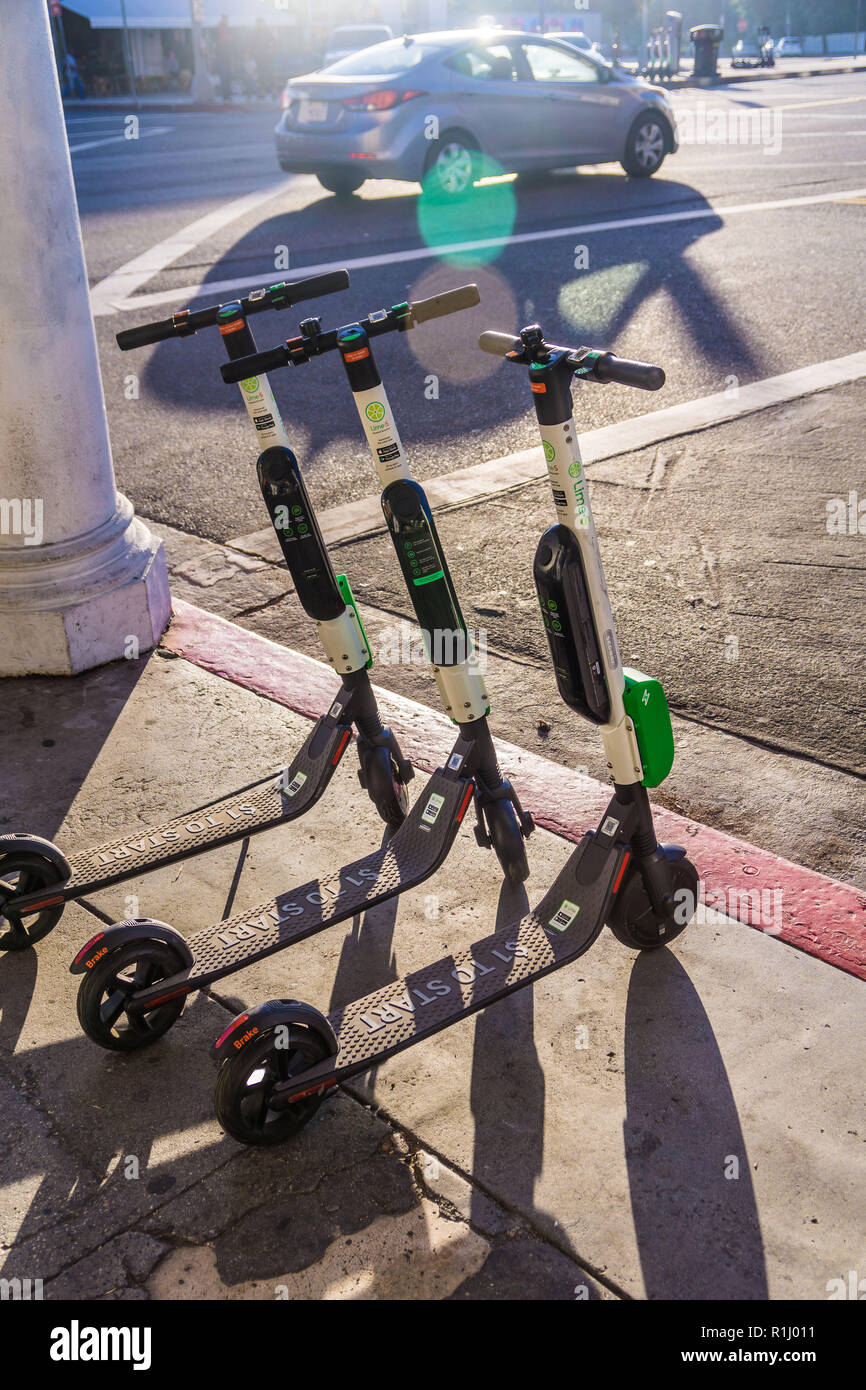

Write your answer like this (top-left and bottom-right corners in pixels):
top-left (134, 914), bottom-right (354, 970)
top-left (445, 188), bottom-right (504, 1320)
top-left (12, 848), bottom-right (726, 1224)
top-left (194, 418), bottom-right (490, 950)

top-left (0, 853), bottom-right (65, 952)
top-left (77, 939), bottom-right (188, 1051)
top-left (607, 850), bottom-right (699, 950)
top-left (214, 1023), bottom-right (334, 1145)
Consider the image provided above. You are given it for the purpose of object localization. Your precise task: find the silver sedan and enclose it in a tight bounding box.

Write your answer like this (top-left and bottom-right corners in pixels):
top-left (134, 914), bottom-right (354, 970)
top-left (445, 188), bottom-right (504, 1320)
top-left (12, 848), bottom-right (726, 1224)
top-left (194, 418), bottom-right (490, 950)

top-left (275, 29), bottom-right (678, 197)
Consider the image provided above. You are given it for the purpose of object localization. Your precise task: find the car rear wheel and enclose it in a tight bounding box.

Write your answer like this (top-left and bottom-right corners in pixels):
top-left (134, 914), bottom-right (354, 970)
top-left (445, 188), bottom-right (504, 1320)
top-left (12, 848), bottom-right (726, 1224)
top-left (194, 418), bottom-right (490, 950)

top-left (316, 171), bottom-right (366, 197)
top-left (423, 134), bottom-right (480, 198)
top-left (621, 115), bottom-right (668, 178)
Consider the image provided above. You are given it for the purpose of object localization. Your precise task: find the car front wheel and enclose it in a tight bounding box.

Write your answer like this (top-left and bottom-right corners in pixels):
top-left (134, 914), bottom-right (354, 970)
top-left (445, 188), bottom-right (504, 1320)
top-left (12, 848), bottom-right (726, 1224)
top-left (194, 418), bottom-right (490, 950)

top-left (621, 115), bottom-right (668, 178)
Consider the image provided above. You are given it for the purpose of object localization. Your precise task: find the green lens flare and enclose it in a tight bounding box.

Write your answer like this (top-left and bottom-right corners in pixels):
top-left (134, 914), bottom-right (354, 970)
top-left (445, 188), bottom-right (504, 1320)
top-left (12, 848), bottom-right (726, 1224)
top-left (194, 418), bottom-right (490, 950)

top-left (417, 154), bottom-right (516, 267)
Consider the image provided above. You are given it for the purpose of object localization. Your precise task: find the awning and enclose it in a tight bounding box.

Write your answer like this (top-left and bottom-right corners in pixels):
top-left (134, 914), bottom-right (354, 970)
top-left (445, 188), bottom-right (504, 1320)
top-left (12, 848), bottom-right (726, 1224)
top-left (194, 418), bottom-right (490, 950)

top-left (64, 1), bottom-right (300, 29)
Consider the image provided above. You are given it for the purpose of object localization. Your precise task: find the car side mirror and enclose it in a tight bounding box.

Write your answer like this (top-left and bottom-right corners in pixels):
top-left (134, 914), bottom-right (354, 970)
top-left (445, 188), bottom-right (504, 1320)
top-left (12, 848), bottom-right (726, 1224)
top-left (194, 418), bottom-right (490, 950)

top-left (598, 65), bottom-right (611, 82)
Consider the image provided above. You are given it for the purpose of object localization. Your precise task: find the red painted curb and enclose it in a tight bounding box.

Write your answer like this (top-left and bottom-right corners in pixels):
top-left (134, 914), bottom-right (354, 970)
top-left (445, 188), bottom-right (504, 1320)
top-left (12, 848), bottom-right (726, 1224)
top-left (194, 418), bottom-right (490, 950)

top-left (164, 598), bottom-right (866, 981)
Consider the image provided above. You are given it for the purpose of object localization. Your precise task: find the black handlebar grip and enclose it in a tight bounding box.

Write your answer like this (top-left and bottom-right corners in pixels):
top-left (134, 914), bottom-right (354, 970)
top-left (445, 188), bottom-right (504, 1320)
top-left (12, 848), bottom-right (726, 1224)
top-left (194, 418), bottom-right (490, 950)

top-left (411, 284), bottom-right (480, 324)
top-left (594, 353), bottom-right (665, 391)
top-left (286, 268), bottom-right (349, 304)
top-left (220, 346), bottom-right (287, 383)
top-left (116, 317), bottom-right (178, 351)
top-left (478, 330), bottom-right (522, 357)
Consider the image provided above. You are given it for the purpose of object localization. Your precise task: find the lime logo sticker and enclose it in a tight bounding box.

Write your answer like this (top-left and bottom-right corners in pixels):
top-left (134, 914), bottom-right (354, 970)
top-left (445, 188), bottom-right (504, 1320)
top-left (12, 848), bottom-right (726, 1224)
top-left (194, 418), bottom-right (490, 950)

top-left (548, 899), bottom-right (580, 933)
top-left (365, 401), bottom-right (386, 423)
top-left (242, 377), bottom-right (260, 393)
top-left (568, 462), bottom-right (581, 478)
top-left (285, 771), bottom-right (307, 798)
top-left (421, 792), bottom-right (445, 826)
top-left (543, 440), bottom-right (556, 463)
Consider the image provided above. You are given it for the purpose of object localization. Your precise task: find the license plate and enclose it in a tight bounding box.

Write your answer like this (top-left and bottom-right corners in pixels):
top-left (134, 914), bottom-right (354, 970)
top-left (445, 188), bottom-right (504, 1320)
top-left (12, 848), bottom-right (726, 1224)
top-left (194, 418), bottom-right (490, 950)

top-left (298, 99), bottom-right (328, 124)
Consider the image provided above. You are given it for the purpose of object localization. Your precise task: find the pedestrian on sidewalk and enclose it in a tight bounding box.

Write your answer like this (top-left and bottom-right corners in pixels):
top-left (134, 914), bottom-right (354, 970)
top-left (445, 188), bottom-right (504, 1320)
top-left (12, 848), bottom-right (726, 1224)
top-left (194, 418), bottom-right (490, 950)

top-left (63, 52), bottom-right (86, 100)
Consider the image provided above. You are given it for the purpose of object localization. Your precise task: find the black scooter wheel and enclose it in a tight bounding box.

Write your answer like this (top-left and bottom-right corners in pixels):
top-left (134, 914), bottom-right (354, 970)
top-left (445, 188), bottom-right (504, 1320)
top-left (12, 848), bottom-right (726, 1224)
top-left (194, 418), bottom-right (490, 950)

top-left (0, 853), bottom-right (65, 952)
top-left (607, 851), bottom-right (699, 951)
top-left (77, 939), bottom-right (188, 1051)
top-left (214, 1023), bottom-right (334, 1146)
top-left (361, 744), bottom-right (410, 830)
top-left (484, 799), bottom-right (530, 885)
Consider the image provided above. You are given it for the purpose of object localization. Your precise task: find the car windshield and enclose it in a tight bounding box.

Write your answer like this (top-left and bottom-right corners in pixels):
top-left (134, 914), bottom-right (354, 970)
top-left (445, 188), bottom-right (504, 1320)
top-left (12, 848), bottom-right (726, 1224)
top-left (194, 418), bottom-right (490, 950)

top-left (322, 39), bottom-right (441, 76)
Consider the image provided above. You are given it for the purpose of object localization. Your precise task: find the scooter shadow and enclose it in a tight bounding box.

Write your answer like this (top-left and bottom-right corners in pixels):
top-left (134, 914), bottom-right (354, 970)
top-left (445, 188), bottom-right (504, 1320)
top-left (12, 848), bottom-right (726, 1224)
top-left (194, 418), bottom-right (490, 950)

top-left (133, 171), bottom-right (760, 459)
top-left (622, 948), bottom-right (767, 1299)
top-left (0, 657), bottom-right (154, 1027)
top-left (463, 916), bottom-right (767, 1298)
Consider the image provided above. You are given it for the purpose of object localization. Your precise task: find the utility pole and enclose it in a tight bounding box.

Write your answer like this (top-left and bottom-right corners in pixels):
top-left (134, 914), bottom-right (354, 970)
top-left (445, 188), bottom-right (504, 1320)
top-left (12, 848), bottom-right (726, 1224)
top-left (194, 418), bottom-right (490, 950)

top-left (0, 5), bottom-right (169, 675)
top-left (119, 0), bottom-right (139, 107)
top-left (189, 0), bottom-right (215, 102)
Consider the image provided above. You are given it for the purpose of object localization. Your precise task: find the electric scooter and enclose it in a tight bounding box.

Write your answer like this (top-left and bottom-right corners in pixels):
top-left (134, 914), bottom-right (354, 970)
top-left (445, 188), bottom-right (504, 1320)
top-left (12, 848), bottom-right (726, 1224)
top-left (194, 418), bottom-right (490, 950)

top-left (220, 284), bottom-right (534, 876)
top-left (69, 290), bottom-right (533, 1054)
top-left (0, 270), bottom-right (412, 953)
top-left (210, 324), bottom-right (700, 1146)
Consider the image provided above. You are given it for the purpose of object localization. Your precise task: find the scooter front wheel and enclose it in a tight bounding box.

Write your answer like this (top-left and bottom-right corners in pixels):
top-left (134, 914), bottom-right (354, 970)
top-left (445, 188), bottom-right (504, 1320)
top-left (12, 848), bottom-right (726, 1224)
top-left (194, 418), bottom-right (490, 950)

top-left (76, 939), bottom-right (188, 1051)
top-left (483, 799), bottom-right (530, 885)
top-left (607, 849), bottom-right (699, 951)
top-left (0, 852), bottom-right (65, 952)
top-left (360, 744), bottom-right (410, 831)
top-left (214, 1022), bottom-right (334, 1146)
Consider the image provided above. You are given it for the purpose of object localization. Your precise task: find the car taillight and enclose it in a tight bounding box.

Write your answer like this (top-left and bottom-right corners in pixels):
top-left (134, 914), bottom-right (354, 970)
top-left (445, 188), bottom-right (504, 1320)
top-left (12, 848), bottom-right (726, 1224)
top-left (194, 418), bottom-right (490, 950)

top-left (281, 87), bottom-right (293, 111)
top-left (342, 89), bottom-right (425, 112)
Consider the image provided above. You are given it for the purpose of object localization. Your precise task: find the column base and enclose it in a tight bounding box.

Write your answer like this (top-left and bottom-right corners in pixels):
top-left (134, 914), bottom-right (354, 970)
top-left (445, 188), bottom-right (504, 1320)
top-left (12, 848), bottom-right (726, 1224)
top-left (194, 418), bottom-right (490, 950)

top-left (0, 495), bottom-right (171, 676)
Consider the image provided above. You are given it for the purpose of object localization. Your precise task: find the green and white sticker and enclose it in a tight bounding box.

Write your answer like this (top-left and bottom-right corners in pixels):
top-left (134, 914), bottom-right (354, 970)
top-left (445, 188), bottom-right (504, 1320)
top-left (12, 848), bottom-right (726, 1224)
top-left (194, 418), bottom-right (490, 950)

top-left (285, 771), bottom-right (307, 798)
top-left (421, 792), bottom-right (445, 826)
top-left (242, 377), bottom-right (260, 393)
top-left (548, 898), bottom-right (580, 933)
top-left (543, 440), bottom-right (556, 463)
top-left (365, 401), bottom-right (386, 422)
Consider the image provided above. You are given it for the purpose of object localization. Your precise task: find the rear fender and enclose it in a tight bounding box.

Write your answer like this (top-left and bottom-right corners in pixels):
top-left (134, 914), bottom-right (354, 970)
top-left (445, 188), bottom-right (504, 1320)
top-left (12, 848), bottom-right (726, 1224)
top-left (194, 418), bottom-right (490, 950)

top-left (69, 918), bottom-right (192, 976)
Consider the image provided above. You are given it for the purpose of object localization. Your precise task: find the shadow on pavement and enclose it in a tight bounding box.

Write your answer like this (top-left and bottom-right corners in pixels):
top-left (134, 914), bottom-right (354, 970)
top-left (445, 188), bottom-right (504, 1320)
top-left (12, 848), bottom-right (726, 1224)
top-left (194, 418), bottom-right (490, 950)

top-left (623, 948), bottom-right (767, 1299)
top-left (134, 171), bottom-right (760, 462)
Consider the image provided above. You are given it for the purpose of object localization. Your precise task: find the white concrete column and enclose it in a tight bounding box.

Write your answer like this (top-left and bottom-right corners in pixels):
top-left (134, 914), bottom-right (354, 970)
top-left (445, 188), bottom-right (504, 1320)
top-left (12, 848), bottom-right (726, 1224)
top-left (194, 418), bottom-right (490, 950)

top-left (0, 4), bottom-right (170, 676)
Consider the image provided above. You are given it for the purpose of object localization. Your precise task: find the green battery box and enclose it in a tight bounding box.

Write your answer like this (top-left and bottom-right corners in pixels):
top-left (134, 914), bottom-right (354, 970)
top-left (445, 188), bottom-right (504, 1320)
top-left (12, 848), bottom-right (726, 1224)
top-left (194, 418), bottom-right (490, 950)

top-left (622, 668), bottom-right (675, 788)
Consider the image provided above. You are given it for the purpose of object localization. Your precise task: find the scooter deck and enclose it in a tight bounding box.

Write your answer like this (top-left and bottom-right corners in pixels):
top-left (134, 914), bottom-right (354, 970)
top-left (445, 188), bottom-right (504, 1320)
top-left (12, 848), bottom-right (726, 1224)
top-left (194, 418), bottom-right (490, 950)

top-left (61, 711), bottom-right (352, 900)
top-left (274, 831), bottom-right (629, 1102)
top-left (132, 768), bottom-right (474, 1009)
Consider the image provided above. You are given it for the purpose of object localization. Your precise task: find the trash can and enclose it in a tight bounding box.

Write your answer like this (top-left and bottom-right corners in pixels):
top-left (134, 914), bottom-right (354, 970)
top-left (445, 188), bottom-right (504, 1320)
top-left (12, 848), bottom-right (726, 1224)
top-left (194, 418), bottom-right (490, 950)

top-left (690, 24), bottom-right (724, 78)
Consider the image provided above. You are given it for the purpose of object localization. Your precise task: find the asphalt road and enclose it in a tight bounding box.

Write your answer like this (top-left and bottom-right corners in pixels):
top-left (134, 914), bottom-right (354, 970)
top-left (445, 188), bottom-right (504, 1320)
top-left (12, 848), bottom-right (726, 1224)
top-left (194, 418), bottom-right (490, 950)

top-left (71, 73), bottom-right (866, 540)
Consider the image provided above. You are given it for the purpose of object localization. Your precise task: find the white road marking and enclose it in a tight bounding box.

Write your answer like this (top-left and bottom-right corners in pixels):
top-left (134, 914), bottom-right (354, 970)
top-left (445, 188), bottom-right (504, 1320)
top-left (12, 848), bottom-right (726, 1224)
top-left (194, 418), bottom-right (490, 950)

top-left (96, 183), bottom-right (866, 316)
top-left (90, 176), bottom-right (293, 316)
top-left (69, 125), bottom-right (173, 153)
top-left (228, 349), bottom-right (866, 556)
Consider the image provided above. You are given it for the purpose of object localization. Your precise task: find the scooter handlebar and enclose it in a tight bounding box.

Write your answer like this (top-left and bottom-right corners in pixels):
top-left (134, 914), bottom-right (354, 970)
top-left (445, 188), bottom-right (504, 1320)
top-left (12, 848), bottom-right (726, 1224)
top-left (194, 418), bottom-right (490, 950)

top-left (116, 269), bottom-right (350, 353)
top-left (287, 268), bottom-right (350, 306)
top-left (478, 330), bottom-right (521, 357)
top-left (116, 317), bottom-right (179, 350)
top-left (220, 346), bottom-right (288, 383)
top-left (411, 284), bottom-right (480, 324)
top-left (480, 330), bottom-right (665, 390)
top-left (591, 352), bottom-right (665, 391)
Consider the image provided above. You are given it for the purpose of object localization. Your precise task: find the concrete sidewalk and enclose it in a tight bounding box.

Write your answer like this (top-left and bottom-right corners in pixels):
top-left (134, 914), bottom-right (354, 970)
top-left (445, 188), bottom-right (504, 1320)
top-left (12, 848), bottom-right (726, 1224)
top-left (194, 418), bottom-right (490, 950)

top-left (0, 615), bottom-right (863, 1300)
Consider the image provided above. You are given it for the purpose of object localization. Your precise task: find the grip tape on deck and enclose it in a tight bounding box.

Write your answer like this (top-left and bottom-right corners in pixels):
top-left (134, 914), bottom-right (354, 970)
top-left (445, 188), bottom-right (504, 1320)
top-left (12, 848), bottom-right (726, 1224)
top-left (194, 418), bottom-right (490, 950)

top-left (65, 716), bottom-right (351, 896)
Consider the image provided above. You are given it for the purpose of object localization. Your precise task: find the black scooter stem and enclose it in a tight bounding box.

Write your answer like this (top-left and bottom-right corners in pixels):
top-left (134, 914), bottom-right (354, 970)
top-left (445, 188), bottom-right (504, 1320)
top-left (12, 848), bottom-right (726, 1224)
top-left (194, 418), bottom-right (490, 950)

top-left (80, 763), bottom-right (476, 1011)
top-left (269, 828), bottom-right (629, 1104)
